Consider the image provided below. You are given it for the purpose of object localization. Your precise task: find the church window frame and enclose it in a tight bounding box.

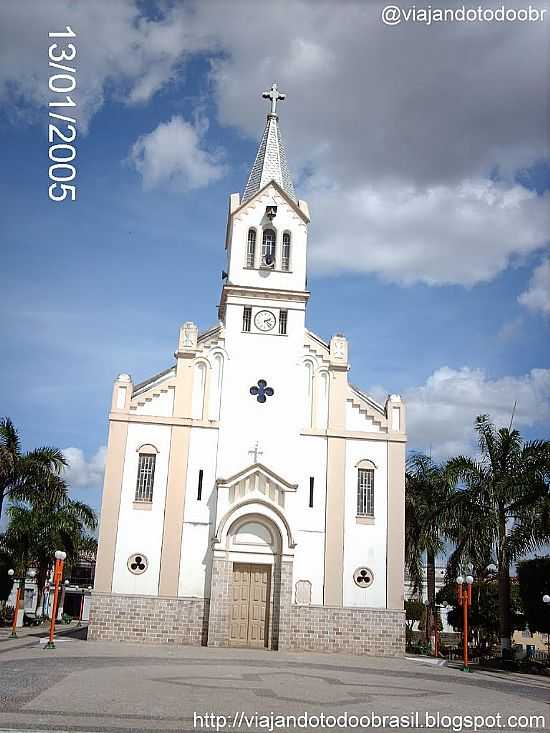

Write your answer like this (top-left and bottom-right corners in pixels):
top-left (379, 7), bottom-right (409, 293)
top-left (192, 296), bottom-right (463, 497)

top-left (246, 228), bottom-right (257, 268)
top-left (135, 451), bottom-right (156, 503)
top-left (281, 232), bottom-right (291, 271)
top-left (356, 460), bottom-right (375, 517)
top-left (261, 228), bottom-right (276, 267)
top-left (279, 309), bottom-right (288, 335)
top-left (242, 306), bottom-right (252, 333)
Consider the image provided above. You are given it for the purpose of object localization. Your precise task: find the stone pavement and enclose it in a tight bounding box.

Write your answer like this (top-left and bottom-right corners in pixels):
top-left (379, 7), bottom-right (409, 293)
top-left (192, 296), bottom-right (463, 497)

top-left (0, 639), bottom-right (548, 732)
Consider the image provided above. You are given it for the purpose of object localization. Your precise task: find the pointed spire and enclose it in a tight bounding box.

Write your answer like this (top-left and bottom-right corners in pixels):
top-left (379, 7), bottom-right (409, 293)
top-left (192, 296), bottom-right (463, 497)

top-left (242, 83), bottom-right (296, 203)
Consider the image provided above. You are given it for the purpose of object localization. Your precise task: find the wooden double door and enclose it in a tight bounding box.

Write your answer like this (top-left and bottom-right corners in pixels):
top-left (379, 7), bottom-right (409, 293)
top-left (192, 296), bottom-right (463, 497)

top-left (230, 563), bottom-right (271, 647)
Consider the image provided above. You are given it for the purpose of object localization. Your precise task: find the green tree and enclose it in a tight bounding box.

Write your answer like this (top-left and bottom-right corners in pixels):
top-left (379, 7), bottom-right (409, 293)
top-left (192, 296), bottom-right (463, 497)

top-left (405, 453), bottom-right (454, 644)
top-left (0, 417), bottom-right (67, 521)
top-left (1, 472), bottom-right (97, 614)
top-left (405, 598), bottom-right (425, 644)
top-left (446, 415), bottom-right (550, 654)
top-left (517, 557), bottom-right (550, 637)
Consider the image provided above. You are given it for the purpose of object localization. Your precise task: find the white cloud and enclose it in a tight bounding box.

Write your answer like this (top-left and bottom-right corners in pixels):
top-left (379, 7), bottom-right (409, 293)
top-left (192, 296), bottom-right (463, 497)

top-left (130, 116), bottom-right (226, 191)
top-left (62, 446), bottom-right (106, 490)
top-left (518, 259), bottom-right (550, 315)
top-left (401, 366), bottom-right (550, 459)
top-left (2, 0), bottom-right (549, 284)
top-left (308, 180), bottom-right (550, 285)
top-left (0, 0), bottom-right (203, 131)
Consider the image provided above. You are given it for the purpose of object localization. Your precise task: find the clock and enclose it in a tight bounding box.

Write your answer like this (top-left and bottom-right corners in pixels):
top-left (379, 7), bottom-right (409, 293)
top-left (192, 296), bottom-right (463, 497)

top-left (254, 309), bottom-right (276, 331)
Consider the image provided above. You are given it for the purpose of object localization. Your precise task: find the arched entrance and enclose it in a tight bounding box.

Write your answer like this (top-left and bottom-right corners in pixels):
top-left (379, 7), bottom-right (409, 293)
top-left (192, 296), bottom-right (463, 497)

top-left (207, 499), bottom-right (295, 650)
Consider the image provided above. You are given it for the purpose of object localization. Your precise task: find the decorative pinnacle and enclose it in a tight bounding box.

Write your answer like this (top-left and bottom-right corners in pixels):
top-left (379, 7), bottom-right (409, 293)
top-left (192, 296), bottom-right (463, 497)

top-left (262, 82), bottom-right (286, 117)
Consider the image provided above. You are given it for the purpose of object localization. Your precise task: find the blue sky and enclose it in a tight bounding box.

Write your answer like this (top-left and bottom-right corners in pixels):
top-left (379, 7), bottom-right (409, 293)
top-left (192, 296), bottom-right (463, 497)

top-left (1, 0), bottom-right (549, 515)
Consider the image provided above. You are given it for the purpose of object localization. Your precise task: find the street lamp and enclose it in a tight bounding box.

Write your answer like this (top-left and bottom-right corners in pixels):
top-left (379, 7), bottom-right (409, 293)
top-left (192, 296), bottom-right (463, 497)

top-left (45, 550), bottom-right (66, 650)
top-left (7, 569), bottom-right (21, 639)
top-left (543, 595), bottom-right (550, 604)
top-left (457, 573), bottom-right (474, 672)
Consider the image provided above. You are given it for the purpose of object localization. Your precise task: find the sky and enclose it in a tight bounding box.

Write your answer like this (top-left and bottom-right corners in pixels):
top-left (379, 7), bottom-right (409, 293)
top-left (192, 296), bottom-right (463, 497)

top-left (1, 0), bottom-right (549, 517)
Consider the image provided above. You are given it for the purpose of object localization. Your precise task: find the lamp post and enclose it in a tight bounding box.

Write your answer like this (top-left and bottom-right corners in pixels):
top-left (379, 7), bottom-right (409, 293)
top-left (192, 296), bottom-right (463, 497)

top-left (457, 574), bottom-right (474, 672)
top-left (7, 569), bottom-right (20, 639)
top-left (44, 550), bottom-right (66, 650)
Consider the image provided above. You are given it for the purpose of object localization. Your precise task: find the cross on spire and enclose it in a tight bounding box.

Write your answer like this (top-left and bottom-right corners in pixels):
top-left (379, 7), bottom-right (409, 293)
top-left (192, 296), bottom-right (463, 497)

top-left (262, 82), bottom-right (286, 116)
top-left (248, 441), bottom-right (263, 463)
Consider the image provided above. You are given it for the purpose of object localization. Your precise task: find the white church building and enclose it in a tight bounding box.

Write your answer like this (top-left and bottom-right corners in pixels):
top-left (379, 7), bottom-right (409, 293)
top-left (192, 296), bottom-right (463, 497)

top-left (90, 85), bottom-right (406, 655)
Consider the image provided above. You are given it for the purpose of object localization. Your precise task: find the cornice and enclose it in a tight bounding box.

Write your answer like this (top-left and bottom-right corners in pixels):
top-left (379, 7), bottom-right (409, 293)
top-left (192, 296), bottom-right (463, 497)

top-left (220, 283), bottom-right (310, 306)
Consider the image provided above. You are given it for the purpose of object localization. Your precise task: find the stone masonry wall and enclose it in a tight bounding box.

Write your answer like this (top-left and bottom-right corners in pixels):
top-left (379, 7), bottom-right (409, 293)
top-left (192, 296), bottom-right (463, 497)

top-left (88, 591), bottom-right (209, 646)
top-left (287, 605), bottom-right (405, 657)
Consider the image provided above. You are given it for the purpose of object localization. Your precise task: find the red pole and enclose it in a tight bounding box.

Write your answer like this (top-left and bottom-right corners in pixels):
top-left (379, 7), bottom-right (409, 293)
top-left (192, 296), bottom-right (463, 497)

top-left (45, 558), bottom-right (63, 649)
top-left (463, 588), bottom-right (469, 670)
top-left (9, 584), bottom-right (20, 638)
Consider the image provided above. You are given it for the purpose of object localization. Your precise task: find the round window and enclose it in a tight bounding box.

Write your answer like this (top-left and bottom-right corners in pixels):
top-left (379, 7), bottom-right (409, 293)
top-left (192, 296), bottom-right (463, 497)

top-left (127, 553), bottom-right (148, 575)
top-left (353, 566), bottom-right (374, 588)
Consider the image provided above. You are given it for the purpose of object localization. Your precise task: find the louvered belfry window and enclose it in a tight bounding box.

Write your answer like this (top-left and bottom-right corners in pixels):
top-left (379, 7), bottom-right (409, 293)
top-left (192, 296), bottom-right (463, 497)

top-left (282, 232), bottom-right (291, 271)
top-left (135, 453), bottom-right (156, 502)
top-left (357, 468), bottom-right (374, 516)
top-left (247, 229), bottom-right (256, 267)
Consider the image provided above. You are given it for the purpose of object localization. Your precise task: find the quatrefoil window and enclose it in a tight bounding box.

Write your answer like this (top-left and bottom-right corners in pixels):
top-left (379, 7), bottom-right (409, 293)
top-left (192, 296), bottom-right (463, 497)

top-left (353, 566), bottom-right (374, 588)
top-left (127, 553), bottom-right (148, 575)
top-left (250, 379), bottom-right (274, 403)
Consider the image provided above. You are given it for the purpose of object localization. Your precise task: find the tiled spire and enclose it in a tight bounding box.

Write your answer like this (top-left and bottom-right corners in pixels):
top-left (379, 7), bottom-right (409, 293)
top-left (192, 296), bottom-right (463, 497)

top-left (242, 83), bottom-right (296, 203)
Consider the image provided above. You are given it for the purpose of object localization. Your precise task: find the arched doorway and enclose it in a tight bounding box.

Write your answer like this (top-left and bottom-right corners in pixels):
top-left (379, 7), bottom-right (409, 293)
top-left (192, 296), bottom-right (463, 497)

top-left (208, 500), bottom-right (295, 649)
top-left (227, 517), bottom-right (278, 647)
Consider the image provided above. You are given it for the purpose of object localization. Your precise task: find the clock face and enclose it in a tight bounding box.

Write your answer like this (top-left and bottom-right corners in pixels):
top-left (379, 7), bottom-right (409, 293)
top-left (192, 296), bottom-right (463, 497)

top-left (254, 309), bottom-right (276, 332)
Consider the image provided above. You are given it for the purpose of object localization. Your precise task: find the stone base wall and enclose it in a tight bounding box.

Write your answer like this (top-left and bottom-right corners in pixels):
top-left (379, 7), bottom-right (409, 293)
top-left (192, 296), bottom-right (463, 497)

top-left (89, 592), bottom-right (404, 656)
top-left (287, 605), bottom-right (405, 657)
top-left (88, 591), bottom-right (209, 646)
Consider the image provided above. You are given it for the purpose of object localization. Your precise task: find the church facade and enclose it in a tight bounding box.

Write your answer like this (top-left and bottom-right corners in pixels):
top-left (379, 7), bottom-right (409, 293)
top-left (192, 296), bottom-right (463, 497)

top-left (90, 85), bottom-right (406, 656)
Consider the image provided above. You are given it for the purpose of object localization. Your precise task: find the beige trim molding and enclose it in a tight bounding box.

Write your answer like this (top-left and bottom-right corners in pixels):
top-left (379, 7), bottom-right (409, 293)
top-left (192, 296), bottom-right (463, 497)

top-left (356, 515), bottom-right (375, 525)
top-left (324, 437), bottom-right (345, 607)
top-left (301, 429), bottom-right (406, 443)
top-left (386, 441), bottom-right (406, 610)
top-left (94, 419), bottom-right (128, 592)
top-left (109, 413), bottom-right (219, 429)
top-left (158, 425), bottom-right (192, 595)
top-left (132, 501), bottom-right (153, 511)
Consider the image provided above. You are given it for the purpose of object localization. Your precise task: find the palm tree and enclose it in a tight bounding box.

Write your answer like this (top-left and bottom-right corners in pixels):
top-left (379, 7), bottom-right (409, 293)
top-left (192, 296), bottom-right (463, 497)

top-left (405, 453), bottom-right (453, 645)
top-left (1, 472), bottom-right (97, 614)
top-left (0, 417), bottom-right (67, 521)
top-left (446, 415), bottom-right (550, 655)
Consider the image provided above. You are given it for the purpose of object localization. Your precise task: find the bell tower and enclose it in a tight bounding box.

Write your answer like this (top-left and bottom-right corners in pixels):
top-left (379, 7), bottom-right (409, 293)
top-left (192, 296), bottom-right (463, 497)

top-left (220, 83), bottom-right (310, 333)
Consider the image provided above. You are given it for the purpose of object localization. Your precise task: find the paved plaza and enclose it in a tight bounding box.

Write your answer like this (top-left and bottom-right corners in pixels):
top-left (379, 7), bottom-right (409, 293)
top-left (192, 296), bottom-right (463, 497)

top-left (0, 633), bottom-right (549, 732)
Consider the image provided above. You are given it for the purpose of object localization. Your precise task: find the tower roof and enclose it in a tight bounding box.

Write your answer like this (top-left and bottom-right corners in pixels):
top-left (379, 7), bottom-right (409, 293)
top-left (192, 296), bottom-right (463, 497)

top-left (242, 83), bottom-right (296, 203)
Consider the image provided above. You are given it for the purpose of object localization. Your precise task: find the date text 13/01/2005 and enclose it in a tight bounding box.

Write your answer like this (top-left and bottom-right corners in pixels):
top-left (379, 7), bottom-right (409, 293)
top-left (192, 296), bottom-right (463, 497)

top-left (48, 26), bottom-right (77, 203)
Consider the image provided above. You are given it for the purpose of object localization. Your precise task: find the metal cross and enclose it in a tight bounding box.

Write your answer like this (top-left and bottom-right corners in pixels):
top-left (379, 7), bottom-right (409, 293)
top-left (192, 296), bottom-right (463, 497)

top-left (262, 82), bottom-right (286, 116)
top-left (248, 441), bottom-right (263, 463)
top-left (250, 379), bottom-right (274, 403)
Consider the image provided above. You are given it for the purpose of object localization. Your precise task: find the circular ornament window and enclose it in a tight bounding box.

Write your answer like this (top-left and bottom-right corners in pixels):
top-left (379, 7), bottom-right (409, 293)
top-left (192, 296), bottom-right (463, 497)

top-left (353, 566), bottom-right (374, 588)
top-left (128, 553), bottom-right (148, 575)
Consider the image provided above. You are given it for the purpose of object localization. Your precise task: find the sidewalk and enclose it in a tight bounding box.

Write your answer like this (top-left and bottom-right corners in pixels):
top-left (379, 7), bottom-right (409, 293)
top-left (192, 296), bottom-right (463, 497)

top-left (0, 620), bottom-right (88, 650)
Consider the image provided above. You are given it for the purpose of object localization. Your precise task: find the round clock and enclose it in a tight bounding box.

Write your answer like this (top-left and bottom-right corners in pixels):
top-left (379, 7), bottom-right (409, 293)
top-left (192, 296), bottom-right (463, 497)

top-left (254, 310), bottom-right (276, 331)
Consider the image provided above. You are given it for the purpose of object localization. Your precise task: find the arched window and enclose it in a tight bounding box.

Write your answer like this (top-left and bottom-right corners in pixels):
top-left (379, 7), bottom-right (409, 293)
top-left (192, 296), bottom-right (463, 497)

top-left (317, 371), bottom-right (329, 429)
top-left (262, 229), bottom-right (276, 266)
top-left (356, 460), bottom-right (375, 517)
top-left (282, 232), bottom-right (291, 271)
top-left (191, 361), bottom-right (207, 419)
top-left (303, 361), bottom-right (314, 429)
top-left (135, 445), bottom-right (158, 503)
top-left (246, 229), bottom-right (256, 268)
top-left (208, 353), bottom-right (224, 421)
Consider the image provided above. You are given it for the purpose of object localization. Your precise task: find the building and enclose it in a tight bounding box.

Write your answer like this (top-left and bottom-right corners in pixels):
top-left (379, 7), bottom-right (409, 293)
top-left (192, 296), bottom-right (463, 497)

top-left (90, 84), bottom-right (407, 656)
top-left (404, 565), bottom-right (454, 633)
